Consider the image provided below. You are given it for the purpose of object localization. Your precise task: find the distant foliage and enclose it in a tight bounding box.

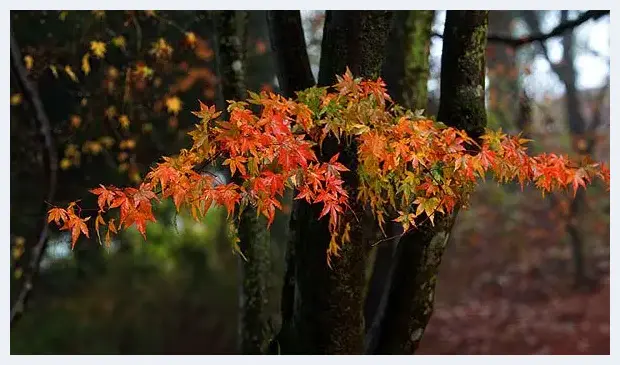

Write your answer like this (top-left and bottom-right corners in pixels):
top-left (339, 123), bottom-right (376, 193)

top-left (12, 10), bottom-right (217, 183)
top-left (47, 69), bottom-right (610, 263)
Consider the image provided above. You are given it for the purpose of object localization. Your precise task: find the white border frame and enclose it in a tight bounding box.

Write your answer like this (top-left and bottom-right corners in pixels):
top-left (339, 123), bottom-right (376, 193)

top-left (2, 1), bottom-right (616, 363)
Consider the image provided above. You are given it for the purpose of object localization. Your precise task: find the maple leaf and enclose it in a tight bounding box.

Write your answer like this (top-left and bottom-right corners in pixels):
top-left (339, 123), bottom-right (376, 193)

top-left (24, 55), bottom-right (34, 71)
top-left (90, 184), bottom-right (116, 212)
top-left (568, 168), bottom-right (589, 197)
top-left (150, 38), bottom-right (173, 59)
top-left (414, 196), bottom-right (441, 226)
top-left (95, 214), bottom-right (105, 245)
top-left (118, 115), bottom-right (130, 129)
top-left (191, 100), bottom-right (221, 121)
top-left (185, 32), bottom-right (197, 47)
top-left (223, 155), bottom-right (247, 176)
top-left (112, 36), bottom-right (126, 49)
top-left (59, 212), bottom-right (90, 249)
top-left (166, 96), bottom-right (183, 115)
top-left (64, 65), bottom-right (78, 82)
top-left (81, 53), bottom-right (91, 75)
top-left (48, 207), bottom-right (68, 225)
top-left (133, 184), bottom-right (158, 208)
top-left (90, 41), bottom-right (107, 59)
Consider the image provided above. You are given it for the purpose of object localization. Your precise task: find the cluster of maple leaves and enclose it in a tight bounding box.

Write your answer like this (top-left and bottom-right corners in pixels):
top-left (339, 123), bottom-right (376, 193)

top-left (48, 69), bottom-right (610, 259)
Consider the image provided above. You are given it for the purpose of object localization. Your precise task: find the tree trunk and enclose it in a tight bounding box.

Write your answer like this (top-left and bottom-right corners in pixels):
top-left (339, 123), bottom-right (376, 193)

top-left (267, 11), bottom-right (315, 98)
top-left (216, 10), bottom-right (273, 354)
top-left (368, 11), bottom-right (488, 354)
top-left (366, 9), bottom-right (434, 333)
top-left (277, 11), bottom-right (393, 354)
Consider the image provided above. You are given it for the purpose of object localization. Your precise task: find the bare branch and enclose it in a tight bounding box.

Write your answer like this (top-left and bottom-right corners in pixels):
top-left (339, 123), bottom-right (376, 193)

top-left (432, 10), bottom-right (609, 49)
top-left (10, 31), bottom-right (58, 325)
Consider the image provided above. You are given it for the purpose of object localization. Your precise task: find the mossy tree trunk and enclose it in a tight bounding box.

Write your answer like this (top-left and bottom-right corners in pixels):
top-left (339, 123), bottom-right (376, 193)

top-left (366, 10), bottom-right (435, 332)
top-left (367, 11), bottom-right (489, 354)
top-left (272, 11), bottom-right (394, 354)
top-left (216, 10), bottom-right (273, 354)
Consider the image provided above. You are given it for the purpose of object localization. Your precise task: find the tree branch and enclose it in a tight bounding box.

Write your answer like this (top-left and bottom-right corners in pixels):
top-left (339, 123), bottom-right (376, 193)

top-left (432, 10), bottom-right (609, 48)
top-left (10, 31), bottom-right (58, 326)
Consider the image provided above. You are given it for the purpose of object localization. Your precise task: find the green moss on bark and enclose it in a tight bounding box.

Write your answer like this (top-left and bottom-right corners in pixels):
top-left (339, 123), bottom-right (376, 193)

top-left (404, 10), bottom-right (434, 111)
top-left (368, 11), bottom-right (488, 354)
top-left (438, 10), bottom-right (489, 142)
top-left (237, 207), bottom-right (272, 354)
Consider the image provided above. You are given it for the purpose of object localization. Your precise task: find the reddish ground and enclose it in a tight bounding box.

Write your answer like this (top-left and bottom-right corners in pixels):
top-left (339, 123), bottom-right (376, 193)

top-left (416, 204), bottom-right (610, 355)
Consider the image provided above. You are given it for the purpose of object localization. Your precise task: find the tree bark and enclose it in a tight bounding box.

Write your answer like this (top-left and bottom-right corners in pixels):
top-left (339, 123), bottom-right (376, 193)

top-left (368, 11), bottom-right (488, 354)
top-left (216, 10), bottom-right (273, 354)
top-left (366, 9), bottom-right (434, 333)
top-left (267, 11), bottom-right (315, 98)
top-left (278, 11), bottom-right (393, 354)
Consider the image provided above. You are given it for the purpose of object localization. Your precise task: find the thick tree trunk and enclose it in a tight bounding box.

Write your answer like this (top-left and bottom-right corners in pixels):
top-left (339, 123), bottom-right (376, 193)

top-left (216, 10), bottom-right (273, 354)
top-left (277, 11), bottom-right (393, 354)
top-left (267, 11), bottom-right (315, 98)
top-left (368, 11), bottom-right (488, 354)
top-left (265, 10), bottom-right (315, 354)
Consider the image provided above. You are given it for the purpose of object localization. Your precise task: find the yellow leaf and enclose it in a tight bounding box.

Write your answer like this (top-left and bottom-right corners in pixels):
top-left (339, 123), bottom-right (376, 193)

top-left (10, 94), bottom-right (22, 106)
top-left (81, 53), bottom-right (91, 75)
top-left (134, 64), bottom-right (154, 79)
top-left (112, 36), bottom-right (126, 49)
top-left (165, 96), bottom-right (182, 115)
top-left (99, 136), bottom-right (115, 148)
top-left (59, 11), bottom-right (68, 21)
top-left (14, 268), bottom-right (23, 279)
top-left (118, 114), bottom-right (130, 129)
top-left (64, 65), bottom-right (78, 82)
top-left (90, 41), bottom-right (107, 59)
top-left (105, 106), bottom-right (117, 120)
top-left (92, 10), bottom-right (105, 19)
top-left (185, 32), bottom-right (197, 47)
top-left (150, 38), bottom-right (173, 59)
top-left (60, 158), bottom-right (72, 170)
top-left (107, 66), bottom-right (119, 79)
top-left (350, 123), bottom-right (370, 135)
top-left (15, 236), bottom-right (25, 247)
top-left (49, 65), bottom-right (58, 78)
top-left (24, 55), bottom-right (34, 71)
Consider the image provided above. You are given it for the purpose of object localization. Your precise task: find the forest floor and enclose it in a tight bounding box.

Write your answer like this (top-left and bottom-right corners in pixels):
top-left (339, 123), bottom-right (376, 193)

top-left (417, 202), bottom-right (610, 355)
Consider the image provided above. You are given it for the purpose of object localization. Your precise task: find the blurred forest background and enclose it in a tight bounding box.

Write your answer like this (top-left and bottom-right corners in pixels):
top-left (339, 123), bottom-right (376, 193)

top-left (10, 10), bottom-right (609, 354)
